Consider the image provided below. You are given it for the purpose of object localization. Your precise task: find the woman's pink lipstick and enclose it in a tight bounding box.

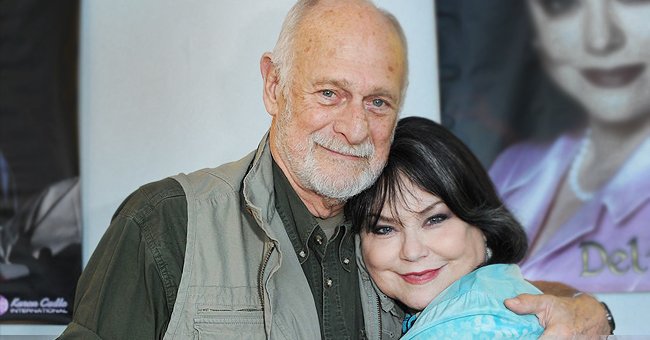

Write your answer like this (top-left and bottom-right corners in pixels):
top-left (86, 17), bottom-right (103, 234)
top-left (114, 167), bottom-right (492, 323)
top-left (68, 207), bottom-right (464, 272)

top-left (400, 268), bottom-right (441, 285)
top-left (581, 64), bottom-right (645, 88)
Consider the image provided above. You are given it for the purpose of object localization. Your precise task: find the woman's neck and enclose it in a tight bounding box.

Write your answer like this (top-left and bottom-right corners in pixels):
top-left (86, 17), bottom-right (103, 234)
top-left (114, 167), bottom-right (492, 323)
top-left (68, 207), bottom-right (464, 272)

top-left (581, 117), bottom-right (650, 192)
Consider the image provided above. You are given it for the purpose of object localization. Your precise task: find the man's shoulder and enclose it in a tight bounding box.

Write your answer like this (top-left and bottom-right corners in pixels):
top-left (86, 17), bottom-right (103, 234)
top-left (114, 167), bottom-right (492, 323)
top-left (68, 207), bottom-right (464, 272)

top-left (115, 177), bottom-right (187, 221)
top-left (140, 177), bottom-right (187, 200)
top-left (111, 177), bottom-right (189, 255)
top-left (111, 177), bottom-right (189, 287)
top-left (178, 149), bottom-right (260, 198)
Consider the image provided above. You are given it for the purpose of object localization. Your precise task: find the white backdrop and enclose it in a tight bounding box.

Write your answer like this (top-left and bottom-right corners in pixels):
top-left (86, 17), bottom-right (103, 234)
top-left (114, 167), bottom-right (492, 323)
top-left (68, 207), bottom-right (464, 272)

top-left (1, 0), bottom-right (647, 336)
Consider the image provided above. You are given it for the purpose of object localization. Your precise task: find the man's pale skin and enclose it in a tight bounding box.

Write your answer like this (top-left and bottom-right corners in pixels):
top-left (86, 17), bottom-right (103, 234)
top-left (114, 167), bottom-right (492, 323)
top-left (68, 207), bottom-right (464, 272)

top-left (260, 0), bottom-right (610, 336)
top-left (262, 1), bottom-right (404, 218)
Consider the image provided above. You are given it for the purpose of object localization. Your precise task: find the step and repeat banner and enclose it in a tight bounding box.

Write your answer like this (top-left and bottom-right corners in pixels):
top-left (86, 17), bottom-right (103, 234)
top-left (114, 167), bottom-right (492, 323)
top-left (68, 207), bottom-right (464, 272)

top-left (0, 0), bottom-right (81, 323)
top-left (437, 0), bottom-right (650, 292)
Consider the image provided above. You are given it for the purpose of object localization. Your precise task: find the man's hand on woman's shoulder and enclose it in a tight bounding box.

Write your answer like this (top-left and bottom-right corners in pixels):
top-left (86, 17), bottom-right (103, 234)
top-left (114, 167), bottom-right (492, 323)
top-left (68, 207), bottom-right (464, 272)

top-left (505, 281), bottom-right (612, 337)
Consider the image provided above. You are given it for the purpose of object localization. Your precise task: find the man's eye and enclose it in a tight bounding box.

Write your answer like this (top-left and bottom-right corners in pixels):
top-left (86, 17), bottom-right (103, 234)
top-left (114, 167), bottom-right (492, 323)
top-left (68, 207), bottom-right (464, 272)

top-left (322, 90), bottom-right (335, 98)
top-left (372, 225), bottom-right (393, 235)
top-left (372, 98), bottom-right (385, 107)
top-left (537, 0), bottom-right (579, 17)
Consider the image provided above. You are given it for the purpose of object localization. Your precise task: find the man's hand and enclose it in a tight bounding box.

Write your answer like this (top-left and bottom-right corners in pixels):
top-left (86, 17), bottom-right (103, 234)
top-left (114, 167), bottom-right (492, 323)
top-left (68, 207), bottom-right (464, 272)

top-left (505, 281), bottom-right (612, 337)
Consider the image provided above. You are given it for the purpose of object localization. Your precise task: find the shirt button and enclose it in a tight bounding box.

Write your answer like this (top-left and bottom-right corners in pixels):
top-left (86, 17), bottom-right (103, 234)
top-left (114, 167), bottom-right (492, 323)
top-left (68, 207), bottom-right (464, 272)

top-left (299, 250), bottom-right (306, 258)
top-left (343, 258), bottom-right (350, 265)
top-left (326, 278), bottom-right (333, 287)
top-left (315, 235), bottom-right (323, 245)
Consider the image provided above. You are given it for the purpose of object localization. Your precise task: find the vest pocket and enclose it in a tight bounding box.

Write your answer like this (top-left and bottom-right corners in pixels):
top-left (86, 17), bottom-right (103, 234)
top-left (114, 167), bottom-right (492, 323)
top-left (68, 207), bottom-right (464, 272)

top-left (193, 310), bottom-right (265, 339)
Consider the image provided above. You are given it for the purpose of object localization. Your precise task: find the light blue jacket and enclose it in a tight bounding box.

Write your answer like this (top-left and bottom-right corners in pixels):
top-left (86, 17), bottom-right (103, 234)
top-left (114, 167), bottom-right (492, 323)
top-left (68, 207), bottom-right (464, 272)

top-left (402, 264), bottom-right (543, 339)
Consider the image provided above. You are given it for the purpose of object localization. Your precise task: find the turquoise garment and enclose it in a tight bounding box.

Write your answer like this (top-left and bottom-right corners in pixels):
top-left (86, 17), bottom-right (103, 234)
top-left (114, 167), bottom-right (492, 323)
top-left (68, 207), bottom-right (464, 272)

top-left (401, 264), bottom-right (543, 339)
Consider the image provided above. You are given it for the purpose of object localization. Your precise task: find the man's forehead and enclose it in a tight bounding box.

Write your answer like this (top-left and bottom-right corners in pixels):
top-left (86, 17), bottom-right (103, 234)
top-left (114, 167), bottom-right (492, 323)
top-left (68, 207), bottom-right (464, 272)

top-left (290, 0), bottom-right (408, 103)
top-left (296, 21), bottom-right (406, 78)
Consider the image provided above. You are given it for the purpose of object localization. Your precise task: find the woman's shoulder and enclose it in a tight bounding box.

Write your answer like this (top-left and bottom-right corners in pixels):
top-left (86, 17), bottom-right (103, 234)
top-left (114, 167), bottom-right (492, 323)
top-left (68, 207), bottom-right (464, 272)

top-left (490, 139), bottom-right (553, 175)
top-left (460, 264), bottom-right (541, 296)
top-left (404, 264), bottom-right (543, 339)
top-left (432, 264), bottom-right (541, 308)
top-left (489, 132), bottom-right (581, 189)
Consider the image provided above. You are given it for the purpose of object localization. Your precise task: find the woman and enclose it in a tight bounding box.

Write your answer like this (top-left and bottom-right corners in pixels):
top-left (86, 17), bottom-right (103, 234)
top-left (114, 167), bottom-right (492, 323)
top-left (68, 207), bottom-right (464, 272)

top-left (347, 117), bottom-right (543, 338)
top-left (489, 0), bottom-right (650, 292)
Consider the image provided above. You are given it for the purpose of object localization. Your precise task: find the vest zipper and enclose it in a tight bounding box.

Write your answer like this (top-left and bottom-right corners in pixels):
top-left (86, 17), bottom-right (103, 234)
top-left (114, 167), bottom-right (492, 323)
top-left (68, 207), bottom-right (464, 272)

top-left (376, 294), bottom-right (382, 339)
top-left (258, 241), bottom-right (276, 309)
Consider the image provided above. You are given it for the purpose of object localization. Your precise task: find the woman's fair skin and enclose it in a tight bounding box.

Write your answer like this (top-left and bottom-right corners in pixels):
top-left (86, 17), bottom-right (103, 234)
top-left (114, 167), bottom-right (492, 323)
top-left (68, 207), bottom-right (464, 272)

top-left (527, 0), bottom-right (650, 254)
top-left (360, 174), bottom-right (485, 311)
top-left (530, 0), bottom-right (650, 124)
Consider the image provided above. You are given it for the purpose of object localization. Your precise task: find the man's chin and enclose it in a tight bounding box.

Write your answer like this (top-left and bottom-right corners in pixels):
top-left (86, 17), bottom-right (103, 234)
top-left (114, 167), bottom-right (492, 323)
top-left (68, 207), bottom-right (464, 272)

top-left (311, 173), bottom-right (377, 200)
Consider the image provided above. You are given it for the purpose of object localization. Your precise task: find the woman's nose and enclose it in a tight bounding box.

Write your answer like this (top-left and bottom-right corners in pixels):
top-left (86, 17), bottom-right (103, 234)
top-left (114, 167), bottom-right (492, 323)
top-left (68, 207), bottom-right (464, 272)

top-left (584, 0), bottom-right (625, 56)
top-left (400, 231), bottom-right (429, 262)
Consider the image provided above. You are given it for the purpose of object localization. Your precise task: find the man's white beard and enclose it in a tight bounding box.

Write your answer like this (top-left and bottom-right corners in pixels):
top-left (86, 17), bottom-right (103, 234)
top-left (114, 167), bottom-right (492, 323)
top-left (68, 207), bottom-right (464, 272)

top-left (275, 106), bottom-right (384, 201)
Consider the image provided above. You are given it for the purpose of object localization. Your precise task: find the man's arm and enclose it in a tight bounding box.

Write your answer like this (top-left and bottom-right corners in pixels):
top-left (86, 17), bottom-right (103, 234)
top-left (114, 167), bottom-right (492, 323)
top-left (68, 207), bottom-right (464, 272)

top-left (59, 211), bottom-right (171, 339)
top-left (505, 281), bottom-right (612, 336)
top-left (59, 179), bottom-right (187, 339)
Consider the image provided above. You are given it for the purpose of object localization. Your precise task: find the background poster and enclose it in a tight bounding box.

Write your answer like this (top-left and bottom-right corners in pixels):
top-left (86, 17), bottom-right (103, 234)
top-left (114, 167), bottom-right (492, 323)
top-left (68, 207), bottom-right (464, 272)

top-left (0, 0), bottom-right (81, 323)
top-left (436, 0), bottom-right (650, 292)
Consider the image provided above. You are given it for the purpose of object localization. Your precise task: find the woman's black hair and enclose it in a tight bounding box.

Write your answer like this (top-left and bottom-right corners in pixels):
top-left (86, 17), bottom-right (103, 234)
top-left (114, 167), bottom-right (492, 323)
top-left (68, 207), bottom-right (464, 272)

top-left (346, 116), bottom-right (528, 264)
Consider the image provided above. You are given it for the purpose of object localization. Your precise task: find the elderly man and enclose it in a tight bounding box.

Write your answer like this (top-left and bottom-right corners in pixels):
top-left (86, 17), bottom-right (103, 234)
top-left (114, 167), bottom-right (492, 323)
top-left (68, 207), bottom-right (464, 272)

top-left (60, 0), bottom-right (611, 339)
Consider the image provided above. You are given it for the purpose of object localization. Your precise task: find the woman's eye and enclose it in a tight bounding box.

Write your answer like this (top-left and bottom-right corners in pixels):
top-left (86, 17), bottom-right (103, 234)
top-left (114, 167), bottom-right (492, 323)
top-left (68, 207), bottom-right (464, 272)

top-left (371, 225), bottom-right (394, 235)
top-left (426, 214), bottom-right (448, 225)
top-left (537, 0), bottom-right (579, 17)
top-left (322, 89), bottom-right (335, 98)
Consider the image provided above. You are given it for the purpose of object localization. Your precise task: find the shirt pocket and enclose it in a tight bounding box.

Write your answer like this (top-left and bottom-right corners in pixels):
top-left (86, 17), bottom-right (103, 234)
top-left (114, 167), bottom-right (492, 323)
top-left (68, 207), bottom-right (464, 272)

top-left (193, 309), bottom-right (265, 339)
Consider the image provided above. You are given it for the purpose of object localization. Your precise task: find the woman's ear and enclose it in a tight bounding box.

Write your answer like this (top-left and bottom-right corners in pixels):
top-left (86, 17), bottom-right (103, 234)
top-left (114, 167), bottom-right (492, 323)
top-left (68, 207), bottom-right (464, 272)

top-left (260, 52), bottom-right (281, 117)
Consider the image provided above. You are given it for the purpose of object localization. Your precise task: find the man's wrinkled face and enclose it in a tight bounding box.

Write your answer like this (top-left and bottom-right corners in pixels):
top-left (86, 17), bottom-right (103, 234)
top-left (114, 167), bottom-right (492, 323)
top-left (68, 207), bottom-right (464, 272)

top-left (272, 5), bottom-right (406, 200)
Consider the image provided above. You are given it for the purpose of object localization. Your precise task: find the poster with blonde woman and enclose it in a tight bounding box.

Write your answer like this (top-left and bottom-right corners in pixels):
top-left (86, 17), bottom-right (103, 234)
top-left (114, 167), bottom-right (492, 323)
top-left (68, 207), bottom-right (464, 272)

top-left (438, 0), bottom-right (649, 292)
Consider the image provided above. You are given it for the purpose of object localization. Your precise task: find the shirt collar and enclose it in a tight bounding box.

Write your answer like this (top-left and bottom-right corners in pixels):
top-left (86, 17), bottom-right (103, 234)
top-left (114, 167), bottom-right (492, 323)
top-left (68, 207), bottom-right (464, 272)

top-left (271, 159), bottom-right (353, 267)
top-left (272, 159), bottom-right (317, 261)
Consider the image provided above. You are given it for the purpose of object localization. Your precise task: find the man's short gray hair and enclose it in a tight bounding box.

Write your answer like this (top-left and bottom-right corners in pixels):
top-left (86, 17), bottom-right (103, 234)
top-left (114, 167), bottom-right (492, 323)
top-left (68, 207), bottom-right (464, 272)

top-left (271, 0), bottom-right (409, 106)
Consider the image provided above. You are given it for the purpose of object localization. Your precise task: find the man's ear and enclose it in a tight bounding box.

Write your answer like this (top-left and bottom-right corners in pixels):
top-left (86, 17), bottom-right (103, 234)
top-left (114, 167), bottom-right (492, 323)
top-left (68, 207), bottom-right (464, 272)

top-left (260, 52), bottom-right (281, 117)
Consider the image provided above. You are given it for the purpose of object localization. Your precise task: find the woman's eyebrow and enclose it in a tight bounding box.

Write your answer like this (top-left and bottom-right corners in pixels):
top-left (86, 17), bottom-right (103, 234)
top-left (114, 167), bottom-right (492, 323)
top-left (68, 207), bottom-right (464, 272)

top-left (376, 214), bottom-right (397, 224)
top-left (376, 200), bottom-right (444, 223)
top-left (414, 200), bottom-right (444, 215)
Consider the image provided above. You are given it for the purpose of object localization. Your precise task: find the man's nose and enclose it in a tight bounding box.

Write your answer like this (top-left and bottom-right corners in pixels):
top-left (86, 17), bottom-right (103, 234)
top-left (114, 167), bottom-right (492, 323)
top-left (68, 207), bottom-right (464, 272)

top-left (333, 102), bottom-right (370, 145)
top-left (584, 0), bottom-right (625, 56)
